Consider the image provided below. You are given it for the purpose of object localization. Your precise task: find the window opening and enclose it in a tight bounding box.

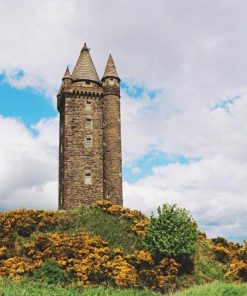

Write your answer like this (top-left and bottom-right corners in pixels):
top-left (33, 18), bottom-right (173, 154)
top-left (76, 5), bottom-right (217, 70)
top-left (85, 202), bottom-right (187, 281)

top-left (84, 172), bottom-right (92, 185)
top-left (86, 118), bottom-right (92, 129)
top-left (85, 135), bottom-right (92, 147)
top-left (85, 100), bottom-right (92, 111)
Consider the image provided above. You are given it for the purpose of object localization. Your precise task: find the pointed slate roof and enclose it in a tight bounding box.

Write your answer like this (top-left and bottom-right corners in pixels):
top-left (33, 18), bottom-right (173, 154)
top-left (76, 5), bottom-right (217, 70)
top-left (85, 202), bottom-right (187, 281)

top-left (72, 43), bottom-right (100, 84)
top-left (62, 66), bottom-right (72, 80)
top-left (102, 54), bottom-right (120, 81)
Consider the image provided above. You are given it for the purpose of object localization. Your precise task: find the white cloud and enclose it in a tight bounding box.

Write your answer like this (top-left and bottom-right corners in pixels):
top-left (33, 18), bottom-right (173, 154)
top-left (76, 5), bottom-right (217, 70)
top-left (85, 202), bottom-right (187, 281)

top-left (1, 0), bottom-right (247, 99)
top-left (0, 115), bottom-right (58, 210)
top-left (124, 155), bottom-right (247, 241)
top-left (0, 0), bottom-right (247, 240)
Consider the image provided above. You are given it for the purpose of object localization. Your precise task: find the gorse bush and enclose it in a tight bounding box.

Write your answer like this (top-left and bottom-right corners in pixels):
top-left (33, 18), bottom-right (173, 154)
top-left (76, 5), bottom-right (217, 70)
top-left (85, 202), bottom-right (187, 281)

top-left (211, 236), bottom-right (247, 282)
top-left (0, 203), bottom-right (179, 292)
top-left (0, 231), bottom-right (179, 291)
top-left (144, 204), bottom-right (198, 261)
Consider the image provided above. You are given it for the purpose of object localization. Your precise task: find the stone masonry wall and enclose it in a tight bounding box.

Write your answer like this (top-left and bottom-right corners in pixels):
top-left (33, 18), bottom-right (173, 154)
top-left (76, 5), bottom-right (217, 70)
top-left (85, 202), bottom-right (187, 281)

top-left (58, 79), bottom-right (123, 208)
top-left (58, 101), bottom-right (65, 209)
top-left (102, 80), bottom-right (123, 205)
top-left (59, 87), bottom-right (104, 209)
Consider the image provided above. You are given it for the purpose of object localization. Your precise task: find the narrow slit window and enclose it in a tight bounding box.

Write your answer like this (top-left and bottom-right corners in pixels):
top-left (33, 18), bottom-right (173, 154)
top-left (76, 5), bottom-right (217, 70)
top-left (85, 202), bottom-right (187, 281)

top-left (84, 172), bottom-right (92, 185)
top-left (85, 135), bottom-right (92, 148)
top-left (85, 100), bottom-right (92, 111)
top-left (85, 118), bottom-right (92, 129)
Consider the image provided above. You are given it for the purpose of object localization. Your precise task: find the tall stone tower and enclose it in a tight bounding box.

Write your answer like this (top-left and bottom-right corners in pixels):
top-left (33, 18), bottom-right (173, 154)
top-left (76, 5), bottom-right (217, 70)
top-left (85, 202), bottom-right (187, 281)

top-left (57, 44), bottom-right (122, 209)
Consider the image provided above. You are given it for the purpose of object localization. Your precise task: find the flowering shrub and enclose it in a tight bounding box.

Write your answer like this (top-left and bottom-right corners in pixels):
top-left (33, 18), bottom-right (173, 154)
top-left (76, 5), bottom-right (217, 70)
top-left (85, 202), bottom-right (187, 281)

top-left (212, 245), bottom-right (232, 264)
top-left (0, 247), bottom-right (7, 259)
top-left (131, 220), bottom-right (150, 237)
top-left (0, 206), bottom-right (180, 291)
top-left (0, 256), bottom-right (36, 279)
top-left (212, 237), bottom-right (247, 282)
top-left (224, 242), bottom-right (247, 282)
top-left (212, 237), bottom-right (240, 254)
top-left (0, 209), bottom-right (62, 249)
top-left (0, 230), bottom-right (179, 290)
top-left (225, 258), bottom-right (247, 282)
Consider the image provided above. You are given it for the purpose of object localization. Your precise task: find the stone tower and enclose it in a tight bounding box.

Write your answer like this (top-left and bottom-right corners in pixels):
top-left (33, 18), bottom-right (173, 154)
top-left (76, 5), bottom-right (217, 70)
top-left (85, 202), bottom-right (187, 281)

top-left (57, 44), bottom-right (122, 209)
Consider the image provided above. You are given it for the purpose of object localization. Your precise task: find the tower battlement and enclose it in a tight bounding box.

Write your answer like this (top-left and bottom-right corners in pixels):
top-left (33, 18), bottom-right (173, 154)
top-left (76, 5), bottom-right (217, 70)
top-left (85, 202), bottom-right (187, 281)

top-left (57, 44), bottom-right (122, 209)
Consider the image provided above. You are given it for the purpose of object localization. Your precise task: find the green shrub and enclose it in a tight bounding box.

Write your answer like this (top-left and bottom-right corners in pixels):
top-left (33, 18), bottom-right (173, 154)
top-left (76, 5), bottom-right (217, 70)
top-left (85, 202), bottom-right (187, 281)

top-left (33, 260), bottom-right (74, 285)
top-left (144, 204), bottom-right (198, 261)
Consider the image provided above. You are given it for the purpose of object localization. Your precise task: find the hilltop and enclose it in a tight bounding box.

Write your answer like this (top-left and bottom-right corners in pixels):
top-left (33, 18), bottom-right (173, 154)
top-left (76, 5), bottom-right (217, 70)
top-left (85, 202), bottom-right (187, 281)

top-left (0, 201), bottom-right (246, 295)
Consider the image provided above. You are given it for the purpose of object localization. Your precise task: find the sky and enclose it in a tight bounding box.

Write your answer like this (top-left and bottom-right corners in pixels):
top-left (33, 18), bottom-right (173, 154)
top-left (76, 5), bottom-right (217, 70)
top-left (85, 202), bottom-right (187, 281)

top-left (0, 0), bottom-right (247, 241)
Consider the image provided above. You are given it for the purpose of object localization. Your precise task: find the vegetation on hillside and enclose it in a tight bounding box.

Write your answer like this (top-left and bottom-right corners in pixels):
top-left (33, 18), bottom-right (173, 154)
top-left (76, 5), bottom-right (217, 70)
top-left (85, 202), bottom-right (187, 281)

top-left (171, 281), bottom-right (247, 296)
top-left (144, 204), bottom-right (198, 263)
top-left (0, 278), bottom-right (161, 296)
top-left (0, 200), bottom-right (246, 294)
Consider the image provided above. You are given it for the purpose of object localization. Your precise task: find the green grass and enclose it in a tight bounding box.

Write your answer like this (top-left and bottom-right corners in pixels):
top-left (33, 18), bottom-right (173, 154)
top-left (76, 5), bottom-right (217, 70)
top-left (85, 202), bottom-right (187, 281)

top-left (14, 208), bottom-right (142, 254)
top-left (61, 207), bottom-right (143, 252)
top-left (0, 279), bottom-right (160, 296)
top-left (171, 281), bottom-right (247, 296)
top-left (193, 237), bottom-right (225, 283)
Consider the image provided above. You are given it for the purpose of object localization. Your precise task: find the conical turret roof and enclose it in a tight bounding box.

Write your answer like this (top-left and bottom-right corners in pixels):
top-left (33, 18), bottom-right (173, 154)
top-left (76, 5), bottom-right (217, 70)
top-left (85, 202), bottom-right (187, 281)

top-left (62, 66), bottom-right (72, 80)
top-left (102, 54), bottom-right (120, 81)
top-left (72, 43), bottom-right (100, 84)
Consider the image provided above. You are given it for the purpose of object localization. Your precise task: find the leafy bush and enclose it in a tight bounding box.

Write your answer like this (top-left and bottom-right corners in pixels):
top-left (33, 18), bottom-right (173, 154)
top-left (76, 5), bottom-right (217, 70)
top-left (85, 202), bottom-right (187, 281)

top-left (144, 204), bottom-right (198, 261)
top-left (33, 260), bottom-right (74, 285)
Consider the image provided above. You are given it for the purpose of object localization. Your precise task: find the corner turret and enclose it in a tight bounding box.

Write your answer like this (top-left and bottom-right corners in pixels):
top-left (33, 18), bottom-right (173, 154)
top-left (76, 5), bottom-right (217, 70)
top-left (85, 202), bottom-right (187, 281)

top-left (62, 66), bottom-right (72, 86)
top-left (101, 54), bottom-right (122, 204)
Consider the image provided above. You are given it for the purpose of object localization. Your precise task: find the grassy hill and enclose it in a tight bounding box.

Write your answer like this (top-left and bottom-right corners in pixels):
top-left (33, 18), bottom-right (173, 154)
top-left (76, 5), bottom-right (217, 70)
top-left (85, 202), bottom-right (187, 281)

top-left (172, 281), bottom-right (247, 296)
top-left (0, 279), bottom-right (160, 296)
top-left (0, 201), bottom-right (246, 294)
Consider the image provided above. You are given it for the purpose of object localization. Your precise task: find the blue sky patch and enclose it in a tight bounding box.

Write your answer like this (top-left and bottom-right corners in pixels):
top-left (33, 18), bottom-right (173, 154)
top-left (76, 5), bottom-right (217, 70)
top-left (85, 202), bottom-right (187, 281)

top-left (121, 81), bottom-right (161, 100)
top-left (0, 75), bottom-right (57, 128)
top-left (212, 95), bottom-right (241, 112)
top-left (8, 69), bottom-right (25, 81)
top-left (123, 150), bottom-right (201, 183)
